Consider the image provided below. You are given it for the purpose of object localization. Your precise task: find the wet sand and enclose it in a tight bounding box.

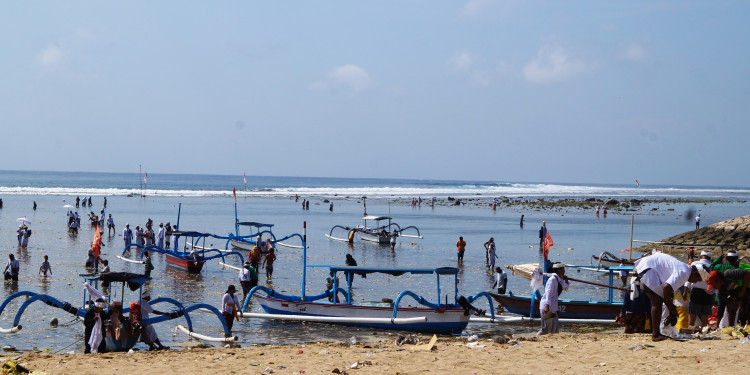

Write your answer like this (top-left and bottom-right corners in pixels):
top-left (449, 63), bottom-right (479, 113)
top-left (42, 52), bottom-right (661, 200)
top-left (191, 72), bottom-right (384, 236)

top-left (4, 332), bottom-right (747, 374)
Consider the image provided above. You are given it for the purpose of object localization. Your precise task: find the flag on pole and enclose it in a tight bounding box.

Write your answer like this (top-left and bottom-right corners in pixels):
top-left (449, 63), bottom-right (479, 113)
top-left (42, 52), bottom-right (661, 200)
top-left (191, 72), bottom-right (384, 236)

top-left (144, 172), bottom-right (148, 184)
top-left (543, 228), bottom-right (553, 261)
top-left (635, 179), bottom-right (639, 187)
top-left (243, 172), bottom-right (247, 185)
top-left (233, 187), bottom-right (237, 203)
top-left (92, 224), bottom-right (102, 257)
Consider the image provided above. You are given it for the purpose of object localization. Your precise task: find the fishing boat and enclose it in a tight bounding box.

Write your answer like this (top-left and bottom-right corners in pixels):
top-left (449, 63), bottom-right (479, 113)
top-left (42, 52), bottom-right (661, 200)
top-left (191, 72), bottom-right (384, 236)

top-left (591, 251), bottom-right (640, 268)
top-left (493, 263), bottom-right (630, 319)
top-left (242, 223), bottom-right (493, 334)
top-left (0, 272), bottom-right (236, 350)
top-left (326, 215), bottom-right (423, 244)
top-left (227, 221), bottom-right (278, 252)
top-left (117, 231), bottom-right (244, 273)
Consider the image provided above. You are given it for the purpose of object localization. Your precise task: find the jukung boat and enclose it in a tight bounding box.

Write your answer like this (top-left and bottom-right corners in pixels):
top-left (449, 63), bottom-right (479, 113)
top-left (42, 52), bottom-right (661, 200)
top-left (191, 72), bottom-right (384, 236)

top-left (118, 231), bottom-right (244, 273)
top-left (242, 222), bottom-right (494, 334)
top-left (490, 263), bottom-right (629, 320)
top-left (326, 198), bottom-right (422, 244)
top-left (0, 273), bottom-right (236, 350)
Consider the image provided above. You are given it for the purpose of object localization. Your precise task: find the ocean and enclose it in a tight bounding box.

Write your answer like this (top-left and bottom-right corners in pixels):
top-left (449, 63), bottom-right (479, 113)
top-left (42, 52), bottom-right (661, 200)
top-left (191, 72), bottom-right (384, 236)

top-left (1, 170), bottom-right (748, 351)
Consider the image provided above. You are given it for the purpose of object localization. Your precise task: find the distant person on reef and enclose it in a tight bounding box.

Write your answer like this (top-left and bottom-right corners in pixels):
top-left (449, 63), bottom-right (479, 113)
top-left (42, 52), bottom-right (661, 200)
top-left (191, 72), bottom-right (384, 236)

top-left (696, 214), bottom-right (701, 229)
top-left (520, 214), bottom-right (524, 228)
top-left (33, 201), bottom-right (37, 210)
top-left (103, 197), bottom-right (107, 208)
top-left (456, 236), bottom-right (466, 263)
top-left (76, 196), bottom-right (80, 208)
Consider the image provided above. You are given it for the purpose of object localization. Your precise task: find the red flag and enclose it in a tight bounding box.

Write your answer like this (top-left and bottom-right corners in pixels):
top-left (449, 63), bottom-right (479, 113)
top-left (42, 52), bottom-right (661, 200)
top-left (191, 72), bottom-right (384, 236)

top-left (232, 188), bottom-right (237, 203)
top-left (144, 172), bottom-right (148, 184)
top-left (635, 179), bottom-right (640, 187)
top-left (543, 229), bottom-right (553, 261)
top-left (92, 224), bottom-right (102, 257)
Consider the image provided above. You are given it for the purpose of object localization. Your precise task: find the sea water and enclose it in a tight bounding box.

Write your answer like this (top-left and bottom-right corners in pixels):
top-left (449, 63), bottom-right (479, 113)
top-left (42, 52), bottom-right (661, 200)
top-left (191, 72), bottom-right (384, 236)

top-left (0, 171), bottom-right (748, 351)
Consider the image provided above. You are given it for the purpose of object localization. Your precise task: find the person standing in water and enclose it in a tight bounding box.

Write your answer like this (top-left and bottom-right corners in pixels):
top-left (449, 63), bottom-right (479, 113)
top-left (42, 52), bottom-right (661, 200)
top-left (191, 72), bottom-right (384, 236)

top-left (39, 255), bottom-right (52, 276)
top-left (456, 237), bottom-right (466, 263)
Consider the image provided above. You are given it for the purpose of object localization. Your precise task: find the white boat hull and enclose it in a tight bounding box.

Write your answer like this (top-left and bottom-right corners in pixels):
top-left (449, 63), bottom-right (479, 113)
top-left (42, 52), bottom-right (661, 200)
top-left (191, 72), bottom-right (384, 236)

top-left (359, 232), bottom-right (390, 244)
top-left (255, 295), bottom-right (470, 334)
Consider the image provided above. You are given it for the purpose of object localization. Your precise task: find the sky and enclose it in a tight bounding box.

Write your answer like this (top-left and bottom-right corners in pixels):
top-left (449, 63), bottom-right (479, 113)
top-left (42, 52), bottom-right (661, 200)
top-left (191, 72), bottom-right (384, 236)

top-left (1, 1), bottom-right (749, 187)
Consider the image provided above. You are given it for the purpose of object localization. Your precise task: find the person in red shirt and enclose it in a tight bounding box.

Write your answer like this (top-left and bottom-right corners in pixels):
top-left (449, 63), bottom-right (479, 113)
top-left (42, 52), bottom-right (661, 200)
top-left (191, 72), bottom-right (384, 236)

top-left (456, 237), bottom-right (466, 263)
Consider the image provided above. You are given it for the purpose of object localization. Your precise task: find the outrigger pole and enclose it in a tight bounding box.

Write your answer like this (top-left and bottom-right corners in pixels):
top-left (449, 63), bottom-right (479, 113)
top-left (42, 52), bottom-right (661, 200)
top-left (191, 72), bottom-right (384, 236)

top-left (302, 221), bottom-right (307, 301)
top-left (628, 214), bottom-right (634, 261)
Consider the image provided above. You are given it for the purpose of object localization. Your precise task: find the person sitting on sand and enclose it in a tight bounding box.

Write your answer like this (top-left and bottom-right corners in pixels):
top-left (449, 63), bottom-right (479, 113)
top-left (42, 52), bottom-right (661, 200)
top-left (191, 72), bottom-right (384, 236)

top-left (634, 253), bottom-right (708, 341)
top-left (538, 263), bottom-right (569, 335)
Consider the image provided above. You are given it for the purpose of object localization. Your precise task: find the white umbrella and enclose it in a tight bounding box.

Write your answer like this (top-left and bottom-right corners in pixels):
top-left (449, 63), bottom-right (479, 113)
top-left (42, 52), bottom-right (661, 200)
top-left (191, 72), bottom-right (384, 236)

top-left (16, 217), bottom-right (31, 226)
top-left (63, 204), bottom-right (74, 209)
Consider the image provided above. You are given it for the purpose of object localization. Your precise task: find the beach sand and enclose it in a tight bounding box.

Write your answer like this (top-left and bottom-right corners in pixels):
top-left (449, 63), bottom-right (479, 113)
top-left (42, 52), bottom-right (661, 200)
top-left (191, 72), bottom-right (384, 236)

top-left (3, 332), bottom-right (747, 374)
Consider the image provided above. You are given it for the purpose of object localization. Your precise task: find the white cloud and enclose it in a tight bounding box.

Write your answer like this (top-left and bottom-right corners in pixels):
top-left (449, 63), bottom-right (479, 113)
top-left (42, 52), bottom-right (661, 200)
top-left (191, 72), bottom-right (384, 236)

top-left (450, 50), bottom-right (508, 87)
top-left (37, 43), bottom-right (63, 67)
top-left (622, 43), bottom-right (647, 63)
top-left (450, 50), bottom-right (476, 71)
top-left (462, 0), bottom-right (497, 17)
top-left (309, 64), bottom-right (372, 95)
top-left (523, 46), bottom-right (587, 84)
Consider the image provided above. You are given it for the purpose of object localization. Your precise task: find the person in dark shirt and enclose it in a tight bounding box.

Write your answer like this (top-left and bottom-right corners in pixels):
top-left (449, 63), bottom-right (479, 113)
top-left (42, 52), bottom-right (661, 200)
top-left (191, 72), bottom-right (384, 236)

top-left (707, 269), bottom-right (750, 326)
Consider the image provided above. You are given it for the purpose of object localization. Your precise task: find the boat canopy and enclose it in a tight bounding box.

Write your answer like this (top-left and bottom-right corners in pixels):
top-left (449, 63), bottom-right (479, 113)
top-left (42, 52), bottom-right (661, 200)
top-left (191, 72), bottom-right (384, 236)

top-left (326, 266), bottom-right (458, 276)
top-left (81, 272), bottom-right (148, 291)
top-left (171, 230), bottom-right (211, 238)
top-left (237, 222), bottom-right (274, 228)
top-left (362, 215), bottom-right (391, 221)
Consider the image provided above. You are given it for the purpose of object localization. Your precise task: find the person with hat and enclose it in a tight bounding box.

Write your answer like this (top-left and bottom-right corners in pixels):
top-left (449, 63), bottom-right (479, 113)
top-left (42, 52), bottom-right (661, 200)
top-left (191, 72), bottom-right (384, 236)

top-left (222, 285), bottom-right (241, 337)
top-left (83, 298), bottom-right (109, 354)
top-left (538, 263), bottom-right (570, 335)
top-left (239, 261), bottom-right (258, 301)
top-left (249, 245), bottom-right (261, 272)
top-left (484, 237), bottom-right (498, 268)
top-left (123, 224), bottom-right (133, 248)
top-left (634, 252), bottom-right (709, 341)
top-left (139, 291), bottom-right (169, 350)
top-left (707, 268), bottom-right (750, 327)
top-left (711, 250), bottom-right (741, 272)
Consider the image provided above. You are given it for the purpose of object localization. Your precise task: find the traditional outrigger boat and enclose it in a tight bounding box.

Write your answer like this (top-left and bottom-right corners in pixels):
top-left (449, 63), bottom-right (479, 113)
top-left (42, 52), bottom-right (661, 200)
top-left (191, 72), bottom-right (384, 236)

top-left (241, 222), bottom-right (493, 334)
top-left (117, 231), bottom-right (244, 273)
top-left (491, 264), bottom-right (630, 319)
top-left (0, 273), bottom-right (236, 350)
top-left (326, 215), bottom-right (423, 244)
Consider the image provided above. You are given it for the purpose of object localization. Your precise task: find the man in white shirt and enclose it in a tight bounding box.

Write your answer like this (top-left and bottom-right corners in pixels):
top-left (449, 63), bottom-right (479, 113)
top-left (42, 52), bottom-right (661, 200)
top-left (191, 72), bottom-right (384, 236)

top-left (123, 224), bottom-right (133, 247)
top-left (139, 291), bottom-right (169, 350)
top-left (156, 223), bottom-right (165, 248)
top-left (634, 252), bottom-right (708, 341)
top-left (4, 254), bottom-right (20, 282)
top-left (538, 263), bottom-right (569, 335)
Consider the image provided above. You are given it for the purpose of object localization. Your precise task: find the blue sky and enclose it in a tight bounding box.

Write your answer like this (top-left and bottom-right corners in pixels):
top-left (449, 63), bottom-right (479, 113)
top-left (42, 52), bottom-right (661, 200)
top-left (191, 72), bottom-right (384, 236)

top-left (1, 1), bottom-right (748, 186)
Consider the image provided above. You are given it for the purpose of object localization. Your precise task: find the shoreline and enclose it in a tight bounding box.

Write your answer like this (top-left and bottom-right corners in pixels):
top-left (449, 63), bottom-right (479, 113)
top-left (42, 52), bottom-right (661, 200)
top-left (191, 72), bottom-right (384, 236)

top-left (4, 332), bottom-right (746, 374)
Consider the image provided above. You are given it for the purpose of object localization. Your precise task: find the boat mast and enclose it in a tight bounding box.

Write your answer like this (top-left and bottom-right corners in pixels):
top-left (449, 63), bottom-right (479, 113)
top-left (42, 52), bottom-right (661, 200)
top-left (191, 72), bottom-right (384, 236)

top-left (628, 214), bottom-right (634, 261)
top-left (302, 221), bottom-right (307, 301)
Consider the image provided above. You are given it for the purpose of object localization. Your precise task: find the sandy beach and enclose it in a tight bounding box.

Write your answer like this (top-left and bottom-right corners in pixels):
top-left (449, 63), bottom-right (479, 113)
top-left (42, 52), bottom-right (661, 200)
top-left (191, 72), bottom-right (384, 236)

top-left (3, 332), bottom-right (748, 374)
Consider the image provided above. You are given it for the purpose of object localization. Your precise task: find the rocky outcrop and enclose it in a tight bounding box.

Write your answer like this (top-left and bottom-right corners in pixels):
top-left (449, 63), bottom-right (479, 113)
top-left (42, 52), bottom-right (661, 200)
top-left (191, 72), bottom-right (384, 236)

top-left (652, 215), bottom-right (750, 257)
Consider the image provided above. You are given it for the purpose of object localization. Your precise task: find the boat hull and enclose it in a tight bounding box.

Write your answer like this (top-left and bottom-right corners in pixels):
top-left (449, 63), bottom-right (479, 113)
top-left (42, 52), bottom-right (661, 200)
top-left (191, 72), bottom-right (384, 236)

top-left (255, 295), bottom-right (469, 334)
top-left (104, 334), bottom-right (139, 352)
top-left (358, 232), bottom-right (390, 244)
top-left (230, 239), bottom-right (271, 253)
top-left (489, 292), bottom-right (622, 319)
top-left (166, 254), bottom-right (205, 273)
top-left (591, 256), bottom-right (635, 268)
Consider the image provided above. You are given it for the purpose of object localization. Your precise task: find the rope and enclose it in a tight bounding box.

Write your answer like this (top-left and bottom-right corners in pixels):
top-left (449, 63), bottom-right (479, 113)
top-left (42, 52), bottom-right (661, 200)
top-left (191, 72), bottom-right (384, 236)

top-left (52, 337), bottom-right (83, 354)
top-left (58, 317), bottom-right (82, 328)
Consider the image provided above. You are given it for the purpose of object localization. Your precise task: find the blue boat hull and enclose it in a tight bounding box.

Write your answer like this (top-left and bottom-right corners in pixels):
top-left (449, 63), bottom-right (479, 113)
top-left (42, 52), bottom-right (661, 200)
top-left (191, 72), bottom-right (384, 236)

top-left (489, 292), bottom-right (622, 319)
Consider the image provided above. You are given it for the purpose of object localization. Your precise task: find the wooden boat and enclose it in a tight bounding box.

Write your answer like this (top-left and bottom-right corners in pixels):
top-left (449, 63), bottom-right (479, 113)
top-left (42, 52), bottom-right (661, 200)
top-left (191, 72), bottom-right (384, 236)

top-left (244, 223), bottom-right (488, 334)
top-left (326, 215), bottom-right (422, 244)
top-left (0, 272), bottom-right (236, 350)
top-left (118, 231), bottom-right (244, 274)
top-left (488, 292), bottom-right (622, 319)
